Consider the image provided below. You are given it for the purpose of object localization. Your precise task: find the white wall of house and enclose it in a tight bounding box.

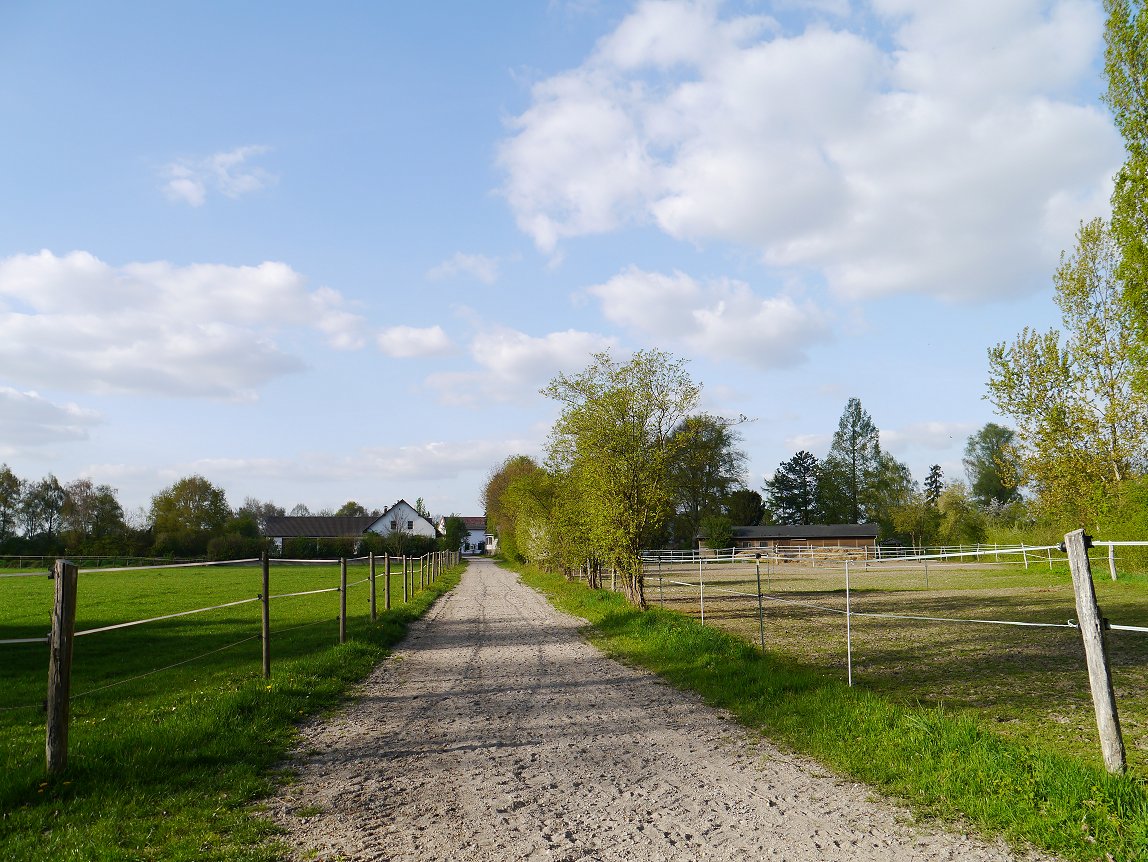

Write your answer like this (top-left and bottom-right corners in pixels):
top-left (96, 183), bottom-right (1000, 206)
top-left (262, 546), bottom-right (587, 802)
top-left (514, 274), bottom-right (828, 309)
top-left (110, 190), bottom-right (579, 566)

top-left (368, 500), bottom-right (436, 538)
top-left (461, 528), bottom-right (486, 554)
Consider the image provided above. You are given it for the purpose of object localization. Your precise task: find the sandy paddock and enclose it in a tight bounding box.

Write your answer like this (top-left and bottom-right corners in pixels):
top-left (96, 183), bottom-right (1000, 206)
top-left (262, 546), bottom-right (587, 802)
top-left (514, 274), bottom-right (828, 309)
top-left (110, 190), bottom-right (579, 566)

top-left (264, 558), bottom-right (1050, 861)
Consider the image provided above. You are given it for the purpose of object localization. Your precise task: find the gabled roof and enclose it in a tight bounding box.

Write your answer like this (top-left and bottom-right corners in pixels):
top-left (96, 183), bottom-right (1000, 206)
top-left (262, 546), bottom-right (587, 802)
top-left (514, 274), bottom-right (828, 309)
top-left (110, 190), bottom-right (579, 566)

top-left (263, 516), bottom-right (377, 538)
top-left (378, 499), bottom-right (436, 531)
top-left (461, 516), bottom-right (486, 530)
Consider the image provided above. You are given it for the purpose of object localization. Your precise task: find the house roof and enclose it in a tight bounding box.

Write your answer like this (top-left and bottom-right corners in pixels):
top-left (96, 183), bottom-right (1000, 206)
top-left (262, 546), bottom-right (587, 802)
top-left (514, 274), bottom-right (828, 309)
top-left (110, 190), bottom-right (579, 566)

top-left (263, 516), bottom-right (378, 538)
top-left (461, 516), bottom-right (486, 530)
top-left (379, 499), bottom-right (436, 530)
top-left (728, 524), bottom-right (880, 541)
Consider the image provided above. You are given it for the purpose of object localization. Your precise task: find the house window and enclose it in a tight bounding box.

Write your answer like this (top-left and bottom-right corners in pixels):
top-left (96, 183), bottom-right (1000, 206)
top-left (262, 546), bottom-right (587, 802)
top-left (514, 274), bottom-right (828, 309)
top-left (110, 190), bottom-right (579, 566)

top-left (390, 520), bottom-right (397, 529)
top-left (407, 520), bottom-right (414, 530)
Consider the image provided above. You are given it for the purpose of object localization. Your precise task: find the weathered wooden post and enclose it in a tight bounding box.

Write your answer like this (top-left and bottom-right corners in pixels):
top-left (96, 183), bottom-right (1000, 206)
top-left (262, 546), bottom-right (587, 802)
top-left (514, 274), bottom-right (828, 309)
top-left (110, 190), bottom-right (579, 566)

top-left (369, 552), bottom-right (377, 622)
top-left (46, 559), bottom-right (79, 774)
top-left (338, 558), bottom-right (347, 644)
top-left (1063, 529), bottom-right (1125, 774)
top-left (261, 553), bottom-right (271, 678)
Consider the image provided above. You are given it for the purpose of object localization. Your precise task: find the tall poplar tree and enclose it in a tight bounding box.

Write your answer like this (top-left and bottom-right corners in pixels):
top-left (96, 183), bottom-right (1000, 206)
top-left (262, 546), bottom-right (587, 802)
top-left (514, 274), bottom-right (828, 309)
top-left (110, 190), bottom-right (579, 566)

top-left (825, 398), bottom-right (881, 523)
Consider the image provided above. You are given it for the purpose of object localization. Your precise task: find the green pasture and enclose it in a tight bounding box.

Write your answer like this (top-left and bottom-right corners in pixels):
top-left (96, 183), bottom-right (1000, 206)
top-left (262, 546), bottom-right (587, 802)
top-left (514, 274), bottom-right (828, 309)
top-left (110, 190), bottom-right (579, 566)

top-left (516, 559), bottom-right (1148, 862)
top-left (647, 553), bottom-right (1148, 775)
top-left (0, 558), bottom-right (461, 861)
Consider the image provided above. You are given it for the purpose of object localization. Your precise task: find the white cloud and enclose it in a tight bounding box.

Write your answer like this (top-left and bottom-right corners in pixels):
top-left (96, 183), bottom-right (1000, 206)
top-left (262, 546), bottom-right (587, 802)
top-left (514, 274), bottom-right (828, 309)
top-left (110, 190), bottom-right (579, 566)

top-left (882, 420), bottom-right (978, 454)
top-left (426, 253), bottom-right (501, 285)
top-left (0, 250), bottom-right (366, 400)
top-left (500, 0), bottom-right (1121, 301)
top-left (427, 326), bottom-right (616, 406)
top-left (378, 325), bottom-right (455, 358)
top-left (162, 145), bottom-right (276, 206)
top-left (0, 387), bottom-right (101, 453)
top-left (587, 266), bottom-right (831, 368)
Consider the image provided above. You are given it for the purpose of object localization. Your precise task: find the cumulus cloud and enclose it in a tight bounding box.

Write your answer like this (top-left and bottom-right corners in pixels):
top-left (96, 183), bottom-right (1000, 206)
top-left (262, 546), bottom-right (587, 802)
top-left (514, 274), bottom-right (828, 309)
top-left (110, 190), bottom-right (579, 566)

top-left (427, 326), bottom-right (616, 405)
top-left (499, 0), bottom-right (1121, 301)
top-left (162, 145), bottom-right (276, 206)
top-left (426, 253), bottom-right (501, 285)
top-left (378, 325), bottom-right (455, 358)
top-left (0, 250), bottom-right (366, 400)
top-left (587, 266), bottom-right (830, 368)
top-left (0, 387), bottom-right (101, 453)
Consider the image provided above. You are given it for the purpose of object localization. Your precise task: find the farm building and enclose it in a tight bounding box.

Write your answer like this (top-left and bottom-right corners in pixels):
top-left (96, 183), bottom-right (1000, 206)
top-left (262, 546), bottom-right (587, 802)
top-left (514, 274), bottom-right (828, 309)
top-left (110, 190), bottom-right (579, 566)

top-left (699, 523), bottom-right (880, 559)
top-left (263, 499), bottom-right (437, 551)
top-left (435, 515), bottom-right (488, 555)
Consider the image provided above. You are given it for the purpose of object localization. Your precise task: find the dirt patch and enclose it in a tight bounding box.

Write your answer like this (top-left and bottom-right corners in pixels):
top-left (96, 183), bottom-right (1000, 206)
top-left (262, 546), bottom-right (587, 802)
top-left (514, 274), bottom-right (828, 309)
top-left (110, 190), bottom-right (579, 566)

top-left (263, 559), bottom-right (1050, 861)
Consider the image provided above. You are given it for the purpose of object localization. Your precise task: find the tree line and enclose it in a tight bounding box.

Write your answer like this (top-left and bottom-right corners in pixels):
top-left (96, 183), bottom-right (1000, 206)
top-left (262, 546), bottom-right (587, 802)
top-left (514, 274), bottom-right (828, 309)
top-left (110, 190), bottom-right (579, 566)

top-left (0, 468), bottom-right (461, 561)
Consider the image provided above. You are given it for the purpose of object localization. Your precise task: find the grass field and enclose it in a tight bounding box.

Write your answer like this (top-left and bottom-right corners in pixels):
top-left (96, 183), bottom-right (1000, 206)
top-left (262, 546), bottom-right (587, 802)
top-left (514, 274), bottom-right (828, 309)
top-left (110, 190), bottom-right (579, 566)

top-left (515, 559), bottom-right (1148, 862)
top-left (0, 556), bottom-right (461, 861)
top-left (642, 551), bottom-right (1148, 775)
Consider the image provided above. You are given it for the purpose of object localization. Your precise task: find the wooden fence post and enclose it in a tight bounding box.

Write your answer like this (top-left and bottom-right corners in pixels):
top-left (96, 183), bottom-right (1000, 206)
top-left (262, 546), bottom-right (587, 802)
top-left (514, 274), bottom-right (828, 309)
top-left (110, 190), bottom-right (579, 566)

top-left (1064, 529), bottom-right (1126, 774)
top-left (384, 553), bottom-right (391, 610)
top-left (369, 552), bottom-right (377, 622)
top-left (261, 553), bottom-right (271, 679)
top-left (339, 558), bottom-right (347, 644)
top-left (46, 559), bottom-right (78, 775)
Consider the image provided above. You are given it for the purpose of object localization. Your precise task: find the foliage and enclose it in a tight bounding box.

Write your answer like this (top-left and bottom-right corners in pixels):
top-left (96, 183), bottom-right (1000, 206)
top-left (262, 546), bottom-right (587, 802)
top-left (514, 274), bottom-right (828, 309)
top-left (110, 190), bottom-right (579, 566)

top-left (763, 450), bottom-right (822, 525)
top-left (668, 414), bottom-right (747, 546)
top-left (149, 475), bottom-right (232, 556)
top-left (335, 500), bottom-right (369, 517)
top-left (0, 464), bottom-right (19, 541)
top-left (823, 397), bottom-right (881, 523)
top-left (483, 454), bottom-right (545, 563)
top-left (543, 349), bottom-right (700, 607)
top-left (698, 513), bottom-right (733, 551)
top-left (923, 464), bottom-right (944, 507)
top-left (1104, 0), bottom-right (1148, 389)
top-left (963, 423), bottom-right (1022, 508)
top-left (988, 218), bottom-right (1148, 528)
top-left (935, 482), bottom-right (987, 545)
top-left (439, 514), bottom-right (468, 552)
top-left (725, 488), bottom-right (765, 527)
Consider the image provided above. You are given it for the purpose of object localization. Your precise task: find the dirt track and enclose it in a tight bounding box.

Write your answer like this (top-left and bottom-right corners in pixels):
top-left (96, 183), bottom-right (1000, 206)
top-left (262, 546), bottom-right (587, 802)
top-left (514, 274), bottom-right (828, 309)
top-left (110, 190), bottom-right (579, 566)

top-left (265, 558), bottom-right (1048, 861)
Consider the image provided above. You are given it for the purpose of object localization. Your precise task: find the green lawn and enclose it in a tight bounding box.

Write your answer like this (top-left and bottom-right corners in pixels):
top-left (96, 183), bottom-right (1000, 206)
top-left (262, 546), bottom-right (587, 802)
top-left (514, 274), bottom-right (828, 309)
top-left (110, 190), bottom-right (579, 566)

top-left (0, 558), bottom-right (462, 861)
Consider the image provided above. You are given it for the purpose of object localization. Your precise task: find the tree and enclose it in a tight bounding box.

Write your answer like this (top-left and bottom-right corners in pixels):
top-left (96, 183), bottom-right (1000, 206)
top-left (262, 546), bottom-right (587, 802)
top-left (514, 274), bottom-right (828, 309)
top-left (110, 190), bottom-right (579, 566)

top-left (669, 414), bottom-right (747, 545)
top-left (825, 398), bottom-right (882, 523)
top-left (1104, 1), bottom-right (1148, 386)
top-left (19, 475), bottom-right (65, 538)
top-left (924, 465), bottom-right (944, 507)
top-left (440, 514), bottom-right (468, 553)
top-left (763, 451), bottom-right (822, 525)
top-left (725, 488), bottom-right (765, 527)
top-left (335, 500), bottom-right (369, 517)
top-left (936, 483), bottom-right (987, 546)
top-left (962, 423), bottom-right (1022, 508)
top-left (288, 503), bottom-right (311, 516)
top-left (864, 452), bottom-right (916, 537)
top-left (0, 464), bottom-right (20, 542)
top-left (699, 513), bottom-right (733, 554)
top-left (61, 479), bottom-right (125, 548)
top-left (236, 497), bottom-right (286, 532)
top-left (483, 454), bottom-right (545, 562)
top-left (543, 349), bottom-right (700, 608)
top-left (150, 475), bottom-right (232, 555)
top-left (988, 218), bottom-right (1148, 526)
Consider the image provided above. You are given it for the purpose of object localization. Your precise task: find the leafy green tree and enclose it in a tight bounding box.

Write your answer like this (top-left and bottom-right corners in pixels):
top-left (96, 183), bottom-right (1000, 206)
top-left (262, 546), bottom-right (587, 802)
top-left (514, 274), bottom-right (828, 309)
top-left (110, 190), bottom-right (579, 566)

top-left (150, 475), bottom-right (232, 556)
top-left (543, 349), bottom-right (700, 608)
top-left (335, 500), bottom-right (369, 517)
top-left (19, 474), bottom-right (65, 538)
top-left (236, 497), bottom-right (286, 532)
top-left (988, 218), bottom-right (1148, 527)
top-left (483, 454), bottom-right (545, 562)
top-left (825, 398), bottom-right (882, 523)
top-left (936, 483), bottom-right (987, 546)
top-left (924, 465), bottom-right (944, 507)
top-left (725, 488), bottom-right (765, 526)
top-left (1104, 0), bottom-right (1148, 384)
top-left (865, 452), bottom-right (916, 536)
top-left (0, 464), bottom-right (21, 542)
top-left (963, 423), bottom-right (1021, 508)
top-left (699, 513), bottom-right (733, 554)
top-left (439, 514), bottom-right (468, 553)
top-left (61, 479), bottom-right (126, 549)
top-left (669, 414), bottom-right (747, 545)
top-left (763, 451), bottom-right (821, 524)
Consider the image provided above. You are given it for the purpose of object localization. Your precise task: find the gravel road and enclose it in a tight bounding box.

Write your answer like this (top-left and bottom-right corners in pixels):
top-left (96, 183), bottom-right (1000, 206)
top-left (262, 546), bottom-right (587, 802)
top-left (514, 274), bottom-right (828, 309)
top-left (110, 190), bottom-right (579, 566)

top-left (264, 558), bottom-right (1048, 861)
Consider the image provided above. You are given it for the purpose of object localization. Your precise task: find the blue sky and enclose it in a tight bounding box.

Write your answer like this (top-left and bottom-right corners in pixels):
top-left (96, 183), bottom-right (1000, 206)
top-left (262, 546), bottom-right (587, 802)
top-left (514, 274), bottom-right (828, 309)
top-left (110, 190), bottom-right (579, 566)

top-left (0, 0), bottom-right (1125, 521)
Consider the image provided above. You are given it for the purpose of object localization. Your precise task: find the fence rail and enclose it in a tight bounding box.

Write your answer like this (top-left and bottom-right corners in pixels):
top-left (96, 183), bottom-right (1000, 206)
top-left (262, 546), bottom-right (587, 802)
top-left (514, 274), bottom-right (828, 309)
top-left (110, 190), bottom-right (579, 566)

top-left (2, 550), bottom-right (462, 774)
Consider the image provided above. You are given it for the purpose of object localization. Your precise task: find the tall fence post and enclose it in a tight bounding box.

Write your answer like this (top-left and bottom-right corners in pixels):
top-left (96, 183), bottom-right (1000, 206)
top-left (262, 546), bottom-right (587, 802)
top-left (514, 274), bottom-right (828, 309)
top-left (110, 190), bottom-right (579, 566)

top-left (384, 553), bottom-right (392, 610)
top-left (844, 559), bottom-right (853, 688)
top-left (339, 558), bottom-right (347, 644)
top-left (46, 559), bottom-right (79, 775)
top-left (1108, 544), bottom-right (1117, 581)
top-left (261, 553), bottom-right (271, 679)
top-left (755, 553), bottom-right (765, 653)
top-left (1064, 529), bottom-right (1125, 774)
top-left (699, 559), bottom-right (705, 625)
top-left (369, 552), bottom-right (377, 622)
top-left (403, 556), bottom-right (409, 603)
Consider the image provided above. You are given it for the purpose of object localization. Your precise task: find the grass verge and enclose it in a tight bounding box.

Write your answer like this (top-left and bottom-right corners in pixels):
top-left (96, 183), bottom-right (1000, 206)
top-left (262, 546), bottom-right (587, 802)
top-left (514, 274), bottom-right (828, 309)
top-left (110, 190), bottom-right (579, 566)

top-left (0, 563), bottom-right (463, 862)
top-left (512, 561), bottom-right (1148, 862)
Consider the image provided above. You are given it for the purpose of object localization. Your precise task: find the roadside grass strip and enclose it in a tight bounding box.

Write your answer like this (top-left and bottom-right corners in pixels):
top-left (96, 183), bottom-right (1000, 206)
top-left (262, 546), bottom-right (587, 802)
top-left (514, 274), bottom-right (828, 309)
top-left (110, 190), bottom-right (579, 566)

top-left (0, 562), bottom-right (464, 862)
top-left (514, 562), bottom-right (1148, 862)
